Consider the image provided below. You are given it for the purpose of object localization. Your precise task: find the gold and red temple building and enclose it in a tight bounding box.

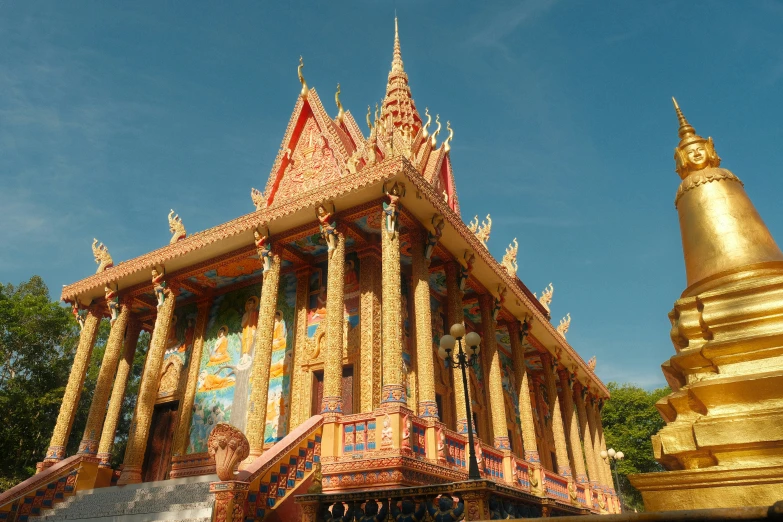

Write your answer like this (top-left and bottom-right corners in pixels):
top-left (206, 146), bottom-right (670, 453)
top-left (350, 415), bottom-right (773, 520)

top-left (30, 20), bottom-right (617, 515)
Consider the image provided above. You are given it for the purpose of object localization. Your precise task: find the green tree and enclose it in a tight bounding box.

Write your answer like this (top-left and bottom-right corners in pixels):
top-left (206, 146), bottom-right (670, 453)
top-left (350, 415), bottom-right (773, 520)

top-left (601, 382), bottom-right (671, 512)
top-left (0, 276), bottom-right (149, 491)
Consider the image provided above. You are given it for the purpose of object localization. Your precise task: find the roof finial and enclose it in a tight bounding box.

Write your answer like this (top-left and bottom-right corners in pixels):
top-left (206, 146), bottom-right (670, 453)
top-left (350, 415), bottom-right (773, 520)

top-left (335, 83), bottom-right (344, 123)
top-left (672, 97), bottom-right (695, 140)
top-left (392, 16), bottom-right (404, 73)
top-left (298, 56), bottom-right (309, 100)
top-left (430, 114), bottom-right (441, 147)
top-left (422, 107), bottom-right (432, 139)
top-left (443, 120), bottom-right (453, 153)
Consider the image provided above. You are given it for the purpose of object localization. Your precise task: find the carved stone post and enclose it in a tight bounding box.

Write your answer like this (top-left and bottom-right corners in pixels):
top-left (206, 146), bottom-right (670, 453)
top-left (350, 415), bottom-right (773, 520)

top-left (479, 294), bottom-right (510, 451)
top-left (508, 320), bottom-right (544, 495)
top-left (575, 383), bottom-right (602, 492)
top-left (289, 267), bottom-right (311, 430)
top-left (97, 318), bottom-right (142, 468)
top-left (321, 233), bottom-right (345, 458)
top-left (593, 398), bottom-right (615, 492)
top-left (244, 246), bottom-right (282, 465)
top-left (584, 394), bottom-right (610, 493)
top-left (117, 285), bottom-right (177, 485)
top-left (462, 487), bottom-right (490, 521)
top-left (541, 353), bottom-right (572, 480)
top-left (445, 262), bottom-right (473, 434)
top-left (78, 301), bottom-right (131, 455)
top-left (381, 225), bottom-right (405, 405)
top-left (171, 297), bottom-right (211, 457)
top-left (358, 250), bottom-right (381, 414)
top-left (411, 230), bottom-right (437, 419)
top-left (558, 370), bottom-right (588, 486)
top-left (41, 306), bottom-right (102, 468)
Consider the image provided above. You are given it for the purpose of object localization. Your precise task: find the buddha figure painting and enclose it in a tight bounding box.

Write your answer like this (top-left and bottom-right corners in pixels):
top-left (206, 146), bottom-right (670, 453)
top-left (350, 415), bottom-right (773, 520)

top-left (207, 326), bottom-right (232, 366)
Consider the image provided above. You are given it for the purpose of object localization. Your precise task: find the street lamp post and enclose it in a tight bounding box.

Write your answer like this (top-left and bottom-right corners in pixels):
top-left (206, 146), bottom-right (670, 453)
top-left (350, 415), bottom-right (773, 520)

top-left (600, 448), bottom-right (625, 513)
top-left (438, 323), bottom-right (482, 480)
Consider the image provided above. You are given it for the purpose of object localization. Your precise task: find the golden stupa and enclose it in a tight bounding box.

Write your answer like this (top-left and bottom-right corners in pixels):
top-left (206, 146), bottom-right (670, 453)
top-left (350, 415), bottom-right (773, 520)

top-left (629, 99), bottom-right (783, 509)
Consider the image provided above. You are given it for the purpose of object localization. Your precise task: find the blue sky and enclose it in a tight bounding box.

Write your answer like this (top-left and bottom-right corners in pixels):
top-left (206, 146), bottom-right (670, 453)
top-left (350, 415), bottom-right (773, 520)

top-left (2, 1), bottom-right (783, 390)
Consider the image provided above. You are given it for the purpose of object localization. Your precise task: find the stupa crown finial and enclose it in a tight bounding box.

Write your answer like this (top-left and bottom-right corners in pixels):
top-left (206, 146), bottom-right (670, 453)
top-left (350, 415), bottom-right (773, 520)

top-left (392, 16), bottom-right (404, 73)
top-left (671, 97), bottom-right (720, 178)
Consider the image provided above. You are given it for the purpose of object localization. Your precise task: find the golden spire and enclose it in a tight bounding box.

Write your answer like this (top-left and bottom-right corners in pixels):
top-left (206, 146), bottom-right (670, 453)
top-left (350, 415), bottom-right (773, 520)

top-left (298, 56), bottom-right (309, 100)
top-left (381, 17), bottom-right (422, 135)
top-left (335, 83), bottom-right (344, 124)
top-left (671, 97), bottom-right (721, 179)
top-left (392, 16), bottom-right (404, 73)
top-left (667, 97), bottom-right (783, 293)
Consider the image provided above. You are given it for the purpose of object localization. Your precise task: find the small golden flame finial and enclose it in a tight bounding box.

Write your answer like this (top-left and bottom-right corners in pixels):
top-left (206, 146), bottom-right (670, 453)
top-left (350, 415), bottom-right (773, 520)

top-left (671, 97), bottom-right (720, 178)
top-left (430, 114), bottom-right (441, 147)
top-left (366, 105), bottom-right (372, 132)
top-left (422, 108), bottom-right (432, 139)
top-left (335, 83), bottom-right (344, 123)
top-left (444, 120), bottom-right (454, 153)
top-left (298, 56), bottom-right (309, 100)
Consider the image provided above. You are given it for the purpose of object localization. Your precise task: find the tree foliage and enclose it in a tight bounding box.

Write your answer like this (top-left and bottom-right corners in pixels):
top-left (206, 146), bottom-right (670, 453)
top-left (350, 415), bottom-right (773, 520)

top-left (0, 276), bottom-right (147, 491)
top-left (602, 382), bottom-right (671, 512)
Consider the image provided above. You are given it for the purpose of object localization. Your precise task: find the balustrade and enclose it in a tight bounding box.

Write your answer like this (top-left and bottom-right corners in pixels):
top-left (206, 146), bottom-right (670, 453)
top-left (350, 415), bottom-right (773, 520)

top-left (479, 443), bottom-right (504, 481)
top-left (340, 413), bottom-right (376, 457)
top-left (544, 470), bottom-right (569, 502)
top-left (441, 428), bottom-right (466, 470)
top-left (512, 457), bottom-right (530, 490)
top-left (409, 419), bottom-right (426, 458)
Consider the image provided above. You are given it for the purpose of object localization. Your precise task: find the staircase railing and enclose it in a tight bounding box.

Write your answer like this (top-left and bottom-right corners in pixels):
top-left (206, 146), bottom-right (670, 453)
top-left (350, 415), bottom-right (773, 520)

top-left (236, 414), bottom-right (323, 522)
top-left (0, 455), bottom-right (100, 522)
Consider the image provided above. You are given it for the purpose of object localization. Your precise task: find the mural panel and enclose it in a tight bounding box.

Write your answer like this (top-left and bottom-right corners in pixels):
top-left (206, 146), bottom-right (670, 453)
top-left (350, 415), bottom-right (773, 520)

top-left (306, 254), bottom-right (361, 347)
top-left (264, 273), bottom-right (298, 446)
top-left (188, 283), bottom-right (261, 454)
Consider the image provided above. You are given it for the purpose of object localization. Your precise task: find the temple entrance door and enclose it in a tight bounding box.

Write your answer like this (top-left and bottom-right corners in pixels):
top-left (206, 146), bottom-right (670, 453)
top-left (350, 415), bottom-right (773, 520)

top-left (311, 366), bottom-right (354, 416)
top-left (142, 401), bottom-right (179, 482)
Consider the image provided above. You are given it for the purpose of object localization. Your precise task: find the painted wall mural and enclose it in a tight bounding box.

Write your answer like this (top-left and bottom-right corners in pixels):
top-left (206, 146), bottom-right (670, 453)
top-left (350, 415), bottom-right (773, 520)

top-left (264, 272), bottom-right (297, 446)
top-left (188, 283), bottom-right (261, 454)
top-left (306, 254), bottom-right (361, 349)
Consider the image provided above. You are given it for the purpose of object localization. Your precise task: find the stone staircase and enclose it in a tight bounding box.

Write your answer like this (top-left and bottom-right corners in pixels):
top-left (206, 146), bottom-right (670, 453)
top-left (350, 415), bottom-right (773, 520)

top-left (36, 475), bottom-right (216, 522)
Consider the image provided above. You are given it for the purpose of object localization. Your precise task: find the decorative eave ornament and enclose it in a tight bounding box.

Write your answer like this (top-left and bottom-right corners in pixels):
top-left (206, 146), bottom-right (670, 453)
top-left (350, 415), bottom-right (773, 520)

top-left (556, 313), bottom-right (571, 338)
top-left (251, 187), bottom-right (267, 211)
top-left (587, 356), bottom-right (597, 372)
top-left (443, 121), bottom-right (453, 153)
top-left (335, 83), bottom-right (344, 124)
top-left (92, 238), bottom-right (113, 273)
top-left (468, 214), bottom-right (492, 246)
top-left (538, 282), bottom-right (554, 312)
top-left (501, 238), bottom-right (519, 276)
top-left (168, 209), bottom-right (186, 244)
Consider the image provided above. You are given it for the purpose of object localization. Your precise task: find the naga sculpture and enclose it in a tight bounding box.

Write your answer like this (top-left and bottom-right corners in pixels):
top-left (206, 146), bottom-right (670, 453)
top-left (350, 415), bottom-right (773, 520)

top-left (501, 238), bottom-right (518, 276)
top-left (556, 313), bottom-right (571, 338)
top-left (168, 209), bottom-right (186, 244)
top-left (250, 187), bottom-right (267, 211)
top-left (92, 238), bottom-right (113, 273)
top-left (538, 283), bottom-right (554, 312)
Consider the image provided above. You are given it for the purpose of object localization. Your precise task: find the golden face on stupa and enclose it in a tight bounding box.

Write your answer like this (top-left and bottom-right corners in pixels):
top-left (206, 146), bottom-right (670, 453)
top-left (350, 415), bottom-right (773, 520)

top-left (683, 141), bottom-right (709, 171)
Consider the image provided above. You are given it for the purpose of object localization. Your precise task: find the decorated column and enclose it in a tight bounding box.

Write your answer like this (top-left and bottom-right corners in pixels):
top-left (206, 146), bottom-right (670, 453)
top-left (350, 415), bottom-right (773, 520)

top-left (479, 294), bottom-right (509, 450)
top-left (41, 306), bottom-right (101, 468)
top-left (289, 267), bottom-right (311, 430)
top-left (508, 320), bottom-right (544, 495)
top-left (445, 262), bottom-right (473, 434)
top-left (558, 370), bottom-right (588, 484)
top-left (245, 245), bottom-right (282, 464)
top-left (171, 297), bottom-right (211, 457)
top-left (411, 231), bottom-right (437, 419)
top-left (380, 219), bottom-right (405, 405)
top-left (359, 250), bottom-right (382, 414)
top-left (575, 383), bottom-right (602, 489)
top-left (96, 318), bottom-right (142, 467)
top-left (78, 298), bottom-right (132, 455)
top-left (593, 398), bottom-right (615, 489)
top-left (541, 353), bottom-right (572, 479)
top-left (117, 275), bottom-right (177, 485)
top-left (584, 394), bottom-right (611, 489)
top-left (322, 233), bottom-right (346, 413)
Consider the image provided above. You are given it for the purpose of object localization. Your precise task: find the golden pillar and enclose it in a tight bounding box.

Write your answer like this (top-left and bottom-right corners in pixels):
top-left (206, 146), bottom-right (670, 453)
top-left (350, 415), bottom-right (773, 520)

top-left (289, 267), bottom-right (311, 429)
top-left (508, 321), bottom-right (539, 463)
top-left (594, 400), bottom-right (614, 486)
top-left (117, 284), bottom-right (177, 485)
top-left (574, 383), bottom-right (602, 488)
top-left (42, 307), bottom-right (102, 466)
top-left (558, 370), bottom-right (588, 484)
top-left (380, 226), bottom-right (405, 404)
top-left (321, 233), bottom-right (346, 413)
top-left (628, 100), bottom-right (783, 509)
top-left (359, 251), bottom-right (382, 413)
top-left (171, 298), bottom-right (211, 457)
top-left (96, 319), bottom-right (142, 467)
top-left (479, 294), bottom-right (510, 450)
top-left (541, 353), bottom-right (571, 479)
top-left (584, 394), bottom-right (612, 489)
top-left (411, 231), bottom-right (437, 418)
top-left (78, 301), bottom-right (132, 455)
top-left (445, 262), bottom-right (473, 433)
top-left (245, 248), bottom-right (282, 463)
